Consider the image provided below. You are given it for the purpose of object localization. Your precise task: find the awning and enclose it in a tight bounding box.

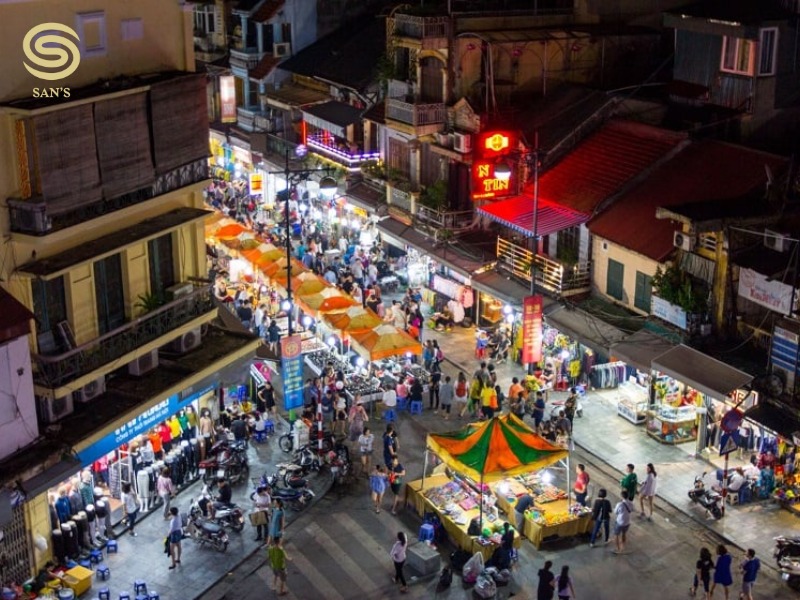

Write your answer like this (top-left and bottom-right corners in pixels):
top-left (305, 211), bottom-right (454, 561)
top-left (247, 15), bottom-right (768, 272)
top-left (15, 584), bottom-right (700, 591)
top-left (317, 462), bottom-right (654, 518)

top-left (652, 344), bottom-right (753, 400)
top-left (264, 81), bottom-right (328, 111)
top-left (744, 402), bottom-right (800, 441)
top-left (478, 195), bottom-right (589, 237)
top-left (610, 329), bottom-right (676, 373)
top-left (345, 181), bottom-right (386, 213)
top-left (302, 101), bottom-right (363, 138)
top-left (19, 457), bottom-right (82, 499)
top-left (471, 270), bottom-right (533, 308)
top-left (544, 303), bottom-right (627, 359)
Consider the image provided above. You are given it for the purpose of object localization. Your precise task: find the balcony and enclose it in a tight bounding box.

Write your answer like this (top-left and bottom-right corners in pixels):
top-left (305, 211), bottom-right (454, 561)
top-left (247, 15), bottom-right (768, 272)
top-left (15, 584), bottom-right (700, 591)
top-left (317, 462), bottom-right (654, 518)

top-left (387, 182), bottom-right (416, 215)
top-left (496, 237), bottom-right (591, 297)
top-left (230, 48), bottom-right (262, 71)
top-left (8, 158), bottom-right (208, 236)
top-left (386, 98), bottom-right (446, 135)
top-left (389, 14), bottom-right (449, 49)
top-left (388, 79), bottom-right (415, 100)
top-left (33, 286), bottom-right (215, 389)
top-left (305, 133), bottom-right (380, 172)
top-left (416, 205), bottom-right (474, 231)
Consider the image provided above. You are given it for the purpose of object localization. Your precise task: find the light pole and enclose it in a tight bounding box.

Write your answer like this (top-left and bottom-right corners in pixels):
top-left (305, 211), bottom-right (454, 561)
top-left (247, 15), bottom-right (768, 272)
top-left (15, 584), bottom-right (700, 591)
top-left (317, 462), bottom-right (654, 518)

top-left (266, 144), bottom-right (338, 335)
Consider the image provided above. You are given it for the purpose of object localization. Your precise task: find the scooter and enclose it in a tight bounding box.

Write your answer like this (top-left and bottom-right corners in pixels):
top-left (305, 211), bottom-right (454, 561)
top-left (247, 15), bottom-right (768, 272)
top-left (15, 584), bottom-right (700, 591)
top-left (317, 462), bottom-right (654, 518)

top-left (688, 472), bottom-right (723, 519)
top-left (186, 506), bottom-right (230, 553)
top-left (191, 484), bottom-right (246, 532)
top-left (199, 440), bottom-right (249, 484)
top-left (261, 472), bottom-right (315, 511)
top-left (290, 444), bottom-right (321, 473)
top-left (548, 398), bottom-right (584, 420)
top-left (280, 424), bottom-right (334, 454)
top-left (774, 535), bottom-right (800, 565)
top-left (778, 555), bottom-right (800, 591)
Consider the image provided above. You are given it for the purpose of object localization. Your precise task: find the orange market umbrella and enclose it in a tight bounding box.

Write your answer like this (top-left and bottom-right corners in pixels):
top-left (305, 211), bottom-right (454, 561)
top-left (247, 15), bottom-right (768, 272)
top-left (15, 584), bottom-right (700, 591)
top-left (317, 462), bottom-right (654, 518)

top-left (323, 306), bottom-right (383, 334)
top-left (215, 223), bottom-right (247, 239)
top-left (260, 256), bottom-right (307, 279)
top-left (272, 272), bottom-right (328, 297)
top-left (256, 248), bottom-right (287, 265)
top-left (296, 287), bottom-right (358, 316)
top-left (350, 324), bottom-right (422, 361)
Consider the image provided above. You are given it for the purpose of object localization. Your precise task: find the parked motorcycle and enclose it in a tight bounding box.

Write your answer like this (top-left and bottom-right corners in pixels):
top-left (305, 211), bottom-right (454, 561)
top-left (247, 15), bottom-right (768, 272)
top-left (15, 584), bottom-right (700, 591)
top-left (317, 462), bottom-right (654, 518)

top-left (191, 484), bottom-right (246, 532)
top-left (774, 535), bottom-right (800, 564)
top-left (261, 472), bottom-right (315, 511)
top-left (778, 555), bottom-right (800, 591)
top-left (688, 472), bottom-right (723, 519)
top-left (548, 398), bottom-right (584, 421)
top-left (279, 424), bottom-right (334, 454)
top-left (186, 506), bottom-right (230, 553)
top-left (199, 440), bottom-right (249, 484)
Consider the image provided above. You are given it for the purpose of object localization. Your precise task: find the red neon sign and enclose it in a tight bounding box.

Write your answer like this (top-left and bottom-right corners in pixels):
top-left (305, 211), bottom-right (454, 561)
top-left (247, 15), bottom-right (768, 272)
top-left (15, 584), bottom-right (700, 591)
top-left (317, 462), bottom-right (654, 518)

top-left (484, 133), bottom-right (509, 152)
top-left (471, 160), bottom-right (513, 200)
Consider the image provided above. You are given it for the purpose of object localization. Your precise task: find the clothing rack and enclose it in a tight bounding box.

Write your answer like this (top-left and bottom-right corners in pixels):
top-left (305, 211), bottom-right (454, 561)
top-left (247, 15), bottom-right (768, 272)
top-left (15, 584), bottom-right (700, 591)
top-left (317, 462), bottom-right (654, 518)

top-left (590, 361), bottom-right (626, 390)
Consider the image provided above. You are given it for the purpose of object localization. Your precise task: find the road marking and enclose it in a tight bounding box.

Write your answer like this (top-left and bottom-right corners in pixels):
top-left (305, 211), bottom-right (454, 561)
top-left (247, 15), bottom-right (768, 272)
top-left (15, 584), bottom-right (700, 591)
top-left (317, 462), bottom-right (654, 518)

top-left (305, 521), bottom-right (383, 595)
top-left (335, 511), bottom-right (396, 556)
top-left (284, 540), bottom-right (345, 600)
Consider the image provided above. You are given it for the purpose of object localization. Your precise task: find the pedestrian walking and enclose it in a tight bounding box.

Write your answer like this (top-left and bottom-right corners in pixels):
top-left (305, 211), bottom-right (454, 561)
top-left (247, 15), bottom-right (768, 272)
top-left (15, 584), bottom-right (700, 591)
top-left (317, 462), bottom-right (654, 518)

top-left (711, 544), bottom-right (733, 599)
top-left (429, 364), bottom-right (441, 412)
top-left (250, 486), bottom-right (271, 542)
top-left (573, 464), bottom-right (590, 507)
top-left (739, 548), bottom-right (760, 600)
top-left (556, 565), bottom-right (576, 599)
top-left (389, 456), bottom-right (406, 515)
top-left (357, 426), bottom-right (374, 477)
top-left (455, 372), bottom-right (469, 417)
top-left (532, 391), bottom-right (546, 430)
top-left (390, 531), bottom-right (409, 593)
top-left (612, 489), bottom-right (634, 554)
top-left (537, 560), bottom-right (556, 600)
top-left (639, 463), bottom-right (658, 520)
top-left (167, 506), bottom-right (182, 569)
top-left (690, 546), bottom-right (714, 599)
top-left (121, 482), bottom-right (141, 537)
top-left (439, 375), bottom-right (454, 419)
top-left (268, 539), bottom-right (290, 596)
top-left (620, 463), bottom-right (638, 502)
top-left (370, 465), bottom-right (388, 513)
top-left (480, 382), bottom-right (498, 419)
top-left (348, 397), bottom-right (369, 442)
top-left (157, 467), bottom-right (175, 519)
top-left (564, 388), bottom-right (577, 426)
top-left (588, 488), bottom-right (611, 547)
top-left (267, 498), bottom-right (285, 545)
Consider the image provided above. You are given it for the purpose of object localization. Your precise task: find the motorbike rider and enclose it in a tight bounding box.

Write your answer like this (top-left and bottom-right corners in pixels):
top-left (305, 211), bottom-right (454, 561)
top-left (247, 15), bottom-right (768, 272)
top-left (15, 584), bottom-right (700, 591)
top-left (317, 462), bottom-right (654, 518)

top-left (206, 477), bottom-right (234, 520)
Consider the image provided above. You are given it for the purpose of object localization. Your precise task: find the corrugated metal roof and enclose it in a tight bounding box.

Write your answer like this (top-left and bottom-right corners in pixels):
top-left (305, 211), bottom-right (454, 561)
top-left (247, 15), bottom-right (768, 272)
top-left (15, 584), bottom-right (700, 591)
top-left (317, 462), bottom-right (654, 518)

top-left (588, 140), bottom-right (787, 262)
top-left (477, 195), bottom-right (588, 237)
top-left (536, 120), bottom-right (685, 215)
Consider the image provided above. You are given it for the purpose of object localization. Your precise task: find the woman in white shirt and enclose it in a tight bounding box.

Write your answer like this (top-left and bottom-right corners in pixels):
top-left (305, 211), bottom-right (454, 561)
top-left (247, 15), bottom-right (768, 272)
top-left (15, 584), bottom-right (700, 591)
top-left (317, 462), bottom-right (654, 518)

top-left (358, 426), bottom-right (374, 477)
top-left (121, 483), bottom-right (141, 537)
top-left (390, 531), bottom-right (408, 593)
top-left (639, 462), bottom-right (658, 521)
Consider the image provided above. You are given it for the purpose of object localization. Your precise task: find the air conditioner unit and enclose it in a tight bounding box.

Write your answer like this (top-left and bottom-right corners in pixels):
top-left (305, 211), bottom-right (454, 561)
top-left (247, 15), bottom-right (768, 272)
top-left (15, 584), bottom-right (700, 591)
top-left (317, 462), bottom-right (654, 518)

top-left (273, 42), bottom-right (291, 58)
top-left (128, 349), bottom-right (159, 376)
top-left (37, 394), bottom-right (74, 424)
top-left (436, 132), bottom-right (452, 148)
top-left (165, 282), bottom-right (194, 300)
top-left (74, 376), bottom-right (106, 403)
top-left (765, 229), bottom-right (790, 252)
top-left (165, 327), bottom-right (202, 355)
top-left (673, 231), bottom-right (695, 251)
top-left (453, 132), bottom-right (472, 154)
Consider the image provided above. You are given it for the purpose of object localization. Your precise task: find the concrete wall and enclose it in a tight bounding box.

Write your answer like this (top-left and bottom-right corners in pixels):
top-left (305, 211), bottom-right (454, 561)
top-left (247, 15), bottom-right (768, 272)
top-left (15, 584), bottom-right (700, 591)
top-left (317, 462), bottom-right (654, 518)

top-left (0, 335), bottom-right (37, 460)
top-left (591, 236), bottom-right (662, 314)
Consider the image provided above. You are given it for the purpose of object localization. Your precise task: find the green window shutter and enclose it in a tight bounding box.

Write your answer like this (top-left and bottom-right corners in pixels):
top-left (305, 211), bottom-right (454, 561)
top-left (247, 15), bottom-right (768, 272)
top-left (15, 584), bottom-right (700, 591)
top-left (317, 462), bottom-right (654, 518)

top-left (634, 271), bottom-right (653, 313)
top-left (607, 259), bottom-right (624, 301)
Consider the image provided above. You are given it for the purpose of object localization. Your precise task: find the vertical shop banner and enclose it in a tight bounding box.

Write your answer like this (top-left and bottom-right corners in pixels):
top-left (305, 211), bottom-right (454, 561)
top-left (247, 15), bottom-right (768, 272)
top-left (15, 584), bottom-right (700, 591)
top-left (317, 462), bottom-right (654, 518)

top-left (280, 335), bottom-right (304, 410)
top-left (522, 294), bottom-right (543, 364)
top-left (249, 172), bottom-right (264, 197)
top-left (220, 75), bottom-right (237, 123)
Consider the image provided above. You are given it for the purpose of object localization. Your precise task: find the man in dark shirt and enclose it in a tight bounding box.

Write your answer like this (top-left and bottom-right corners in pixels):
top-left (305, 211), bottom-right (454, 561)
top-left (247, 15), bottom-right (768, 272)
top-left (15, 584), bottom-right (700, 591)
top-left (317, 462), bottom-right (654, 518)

top-left (210, 478), bottom-right (233, 519)
top-left (236, 300), bottom-right (253, 329)
top-left (383, 424), bottom-right (397, 468)
top-left (514, 493), bottom-right (534, 534)
top-left (537, 560), bottom-right (556, 600)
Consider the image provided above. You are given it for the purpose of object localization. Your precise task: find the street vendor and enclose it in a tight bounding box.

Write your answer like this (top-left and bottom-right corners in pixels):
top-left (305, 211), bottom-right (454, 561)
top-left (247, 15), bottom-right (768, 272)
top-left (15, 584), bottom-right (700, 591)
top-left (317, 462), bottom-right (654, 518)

top-left (513, 493), bottom-right (534, 534)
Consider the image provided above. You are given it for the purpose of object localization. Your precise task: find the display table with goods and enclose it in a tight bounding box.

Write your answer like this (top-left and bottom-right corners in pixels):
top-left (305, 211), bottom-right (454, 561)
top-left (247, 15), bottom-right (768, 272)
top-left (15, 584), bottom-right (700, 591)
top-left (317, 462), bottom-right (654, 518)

top-left (773, 472), bottom-right (800, 514)
top-left (304, 349), bottom-right (353, 377)
top-left (646, 404), bottom-right (697, 444)
top-left (491, 473), bottom-right (592, 549)
top-left (616, 380), bottom-right (649, 424)
top-left (405, 472), bottom-right (521, 561)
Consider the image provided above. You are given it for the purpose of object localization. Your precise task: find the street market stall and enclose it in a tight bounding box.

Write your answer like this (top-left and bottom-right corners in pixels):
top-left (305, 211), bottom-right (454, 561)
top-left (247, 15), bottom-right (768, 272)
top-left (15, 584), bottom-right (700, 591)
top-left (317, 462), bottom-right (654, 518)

top-left (350, 324), bottom-right (422, 361)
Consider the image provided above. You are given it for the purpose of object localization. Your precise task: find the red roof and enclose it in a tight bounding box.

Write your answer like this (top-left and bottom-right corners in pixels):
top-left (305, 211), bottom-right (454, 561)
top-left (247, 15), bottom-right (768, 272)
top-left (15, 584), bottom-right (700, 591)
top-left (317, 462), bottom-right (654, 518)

top-left (250, 55), bottom-right (282, 80)
top-left (252, 0), bottom-right (284, 23)
top-left (0, 287), bottom-right (33, 346)
top-left (477, 195), bottom-right (588, 237)
top-left (588, 140), bottom-right (788, 262)
top-left (534, 120), bottom-right (686, 215)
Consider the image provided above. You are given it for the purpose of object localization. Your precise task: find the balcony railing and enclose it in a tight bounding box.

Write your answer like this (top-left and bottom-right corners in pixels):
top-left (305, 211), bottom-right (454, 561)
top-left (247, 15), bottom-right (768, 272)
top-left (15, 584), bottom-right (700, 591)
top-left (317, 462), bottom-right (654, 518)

top-left (390, 14), bottom-right (450, 39)
top-left (230, 48), bottom-right (262, 71)
top-left (306, 133), bottom-right (380, 171)
top-left (386, 99), bottom-right (446, 127)
top-left (388, 184), bottom-right (414, 213)
top-left (496, 237), bottom-right (591, 297)
top-left (8, 158), bottom-right (208, 236)
top-left (416, 205), bottom-right (473, 230)
top-left (33, 286), bottom-right (215, 388)
top-left (388, 79), bottom-right (415, 100)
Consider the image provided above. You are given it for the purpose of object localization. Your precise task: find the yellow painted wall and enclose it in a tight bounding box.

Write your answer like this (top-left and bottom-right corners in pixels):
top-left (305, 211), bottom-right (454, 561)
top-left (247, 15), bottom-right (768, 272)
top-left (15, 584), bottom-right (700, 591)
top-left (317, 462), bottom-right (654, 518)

top-left (124, 242), bottom-right (150, 319)
top-left (591, 236), bottom-right (662, 314)
top-left (25, 492), bottom-right (53, 570)
top-left (66, 264), bottom-right (97, 345)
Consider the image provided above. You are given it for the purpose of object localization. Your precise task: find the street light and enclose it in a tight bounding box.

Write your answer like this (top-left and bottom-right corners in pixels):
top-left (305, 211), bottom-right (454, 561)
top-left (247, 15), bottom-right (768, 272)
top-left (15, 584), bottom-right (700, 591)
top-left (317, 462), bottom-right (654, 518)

top-left (494, 162), bottom-right (512, 181)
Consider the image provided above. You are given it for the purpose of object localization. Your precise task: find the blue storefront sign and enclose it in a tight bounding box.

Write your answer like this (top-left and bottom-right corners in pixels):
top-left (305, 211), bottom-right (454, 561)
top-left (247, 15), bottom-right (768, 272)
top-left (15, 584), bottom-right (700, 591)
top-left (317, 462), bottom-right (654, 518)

top-left (76, 384), bottom-right (216, 465)
top-left (280, 335), bottom-right (304, 410)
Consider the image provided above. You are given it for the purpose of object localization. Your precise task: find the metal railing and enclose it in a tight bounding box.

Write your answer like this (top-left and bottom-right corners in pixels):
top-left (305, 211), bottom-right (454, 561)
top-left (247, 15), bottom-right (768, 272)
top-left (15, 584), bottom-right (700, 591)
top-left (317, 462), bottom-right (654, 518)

top-left (8, 159), bottom-right (208, 236)
top-left (237, 106), bottom-right (263, 131)
top-left (306, 133), bottom-right (380, 169)
top-left (390, 14), bottom-right (450, 39)
top-left (230, 48), bottom-right (262, 71)
top-left (386, 99), bottom-right (446, 127)
top-left (388, 184), bottom-right (414, 213)
top-left (33, 286), bottom-right (215, 388)
top-left (416, 205), bottom-right (473, 230)
top-left (496, 237), bottom-right (591, 296)
top-left (388, 79), bottom-right (415, 100)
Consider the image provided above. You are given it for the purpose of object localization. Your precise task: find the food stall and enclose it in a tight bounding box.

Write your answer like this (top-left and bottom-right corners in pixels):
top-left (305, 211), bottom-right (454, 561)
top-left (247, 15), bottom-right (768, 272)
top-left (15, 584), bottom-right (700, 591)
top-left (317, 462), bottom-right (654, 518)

top-left (406, 414), bottom-right (575, 558)
top-left (350, 324), bottom-right (423, 363)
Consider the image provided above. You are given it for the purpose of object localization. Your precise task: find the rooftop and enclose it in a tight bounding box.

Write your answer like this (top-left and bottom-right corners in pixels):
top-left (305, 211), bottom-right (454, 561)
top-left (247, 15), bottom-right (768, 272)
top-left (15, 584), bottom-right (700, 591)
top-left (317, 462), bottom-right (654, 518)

top-left (666, 0), bottom-right (792, 25)
top-left (588, 140), bottom-right (786, 262)
top-left (0, 287), bottom-right (33, 345)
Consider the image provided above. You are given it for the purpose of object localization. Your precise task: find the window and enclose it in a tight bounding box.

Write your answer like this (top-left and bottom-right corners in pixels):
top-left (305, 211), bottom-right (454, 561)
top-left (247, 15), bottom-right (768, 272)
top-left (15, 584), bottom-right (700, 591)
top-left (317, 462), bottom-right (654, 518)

top-left (606, 259), bottom-right (624, 301)
top-left (148, 234), bottom-right (175, 300)
top-left (121, 19), bottom-right (143, 42)
top-left (634, 271), bottom-right (653, 313)
top-left (76, 11), bottom-right (107, 58)
top-left (759, 28), bottom-right (778, 76)
top-left (721, 36), bottom-right (754, 75)
top-left (94, 254), bottom-right (126, 334)
top-left (32, 276), bottom-right (67, 334)
top-left (388, 138), bottom-right (411, 179)
top-left (194, 5), bottom-right (216, 34)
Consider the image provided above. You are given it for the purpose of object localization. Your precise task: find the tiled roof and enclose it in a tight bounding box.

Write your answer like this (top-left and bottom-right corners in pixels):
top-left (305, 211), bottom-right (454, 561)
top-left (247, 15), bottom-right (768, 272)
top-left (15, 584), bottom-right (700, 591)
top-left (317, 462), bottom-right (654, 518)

top-left (252, 0), bottom-right (284, 23)
top-left (0, 288), bottom-right (33, 346)
top-left (588, 141), bottom-right (787, 262)
top-left (278, 15), bottom-right (385, 93)
top-left (250, 55), bottom-right (282, 81)
top-left (535, 120), bottom-right (686, 215)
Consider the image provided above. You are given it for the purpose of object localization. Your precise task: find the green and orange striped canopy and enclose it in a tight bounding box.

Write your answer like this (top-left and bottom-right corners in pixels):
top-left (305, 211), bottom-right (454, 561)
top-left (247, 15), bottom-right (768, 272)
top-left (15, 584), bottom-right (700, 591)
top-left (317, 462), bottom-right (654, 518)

top-left (427, 413), bottom-right (568, 482)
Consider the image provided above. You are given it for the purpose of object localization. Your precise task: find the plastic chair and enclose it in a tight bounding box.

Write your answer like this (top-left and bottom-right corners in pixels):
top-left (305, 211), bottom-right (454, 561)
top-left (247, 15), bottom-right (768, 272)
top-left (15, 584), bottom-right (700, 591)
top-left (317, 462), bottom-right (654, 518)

top-left (118, 593), bottom-right (131, 600)
top-left (396, 397), bottom-right (409, 411)
top-left (106, 539), bottom-right (118, 554)
top-left (409, 400), bottom-right (423, 415)
top-left (134, 581), bottom-right (147, 595)
top-left (98, 588), bottom-right (111, 600)
top-left (383, 409), bottom-right (396, 423)
top-left (253, 430), bottom-right (268, 443)
top-left (79, 558), bottom-right (92, 570)
top-left (89, 549), bottom-right (104, 564)
top-left (96, 565), bottom-right (110, 581)
top-left (148, 593), bottom-right (160, 600)
top-left (263, 419), bottom-right (275, 434)
top-left (418, 523), bottom-right (435, 542)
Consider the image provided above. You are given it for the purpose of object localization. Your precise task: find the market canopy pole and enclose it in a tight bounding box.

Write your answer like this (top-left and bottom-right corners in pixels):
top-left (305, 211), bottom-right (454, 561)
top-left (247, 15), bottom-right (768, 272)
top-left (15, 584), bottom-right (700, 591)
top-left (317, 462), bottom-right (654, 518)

top-left (421, 448), bottom-right (429, 490)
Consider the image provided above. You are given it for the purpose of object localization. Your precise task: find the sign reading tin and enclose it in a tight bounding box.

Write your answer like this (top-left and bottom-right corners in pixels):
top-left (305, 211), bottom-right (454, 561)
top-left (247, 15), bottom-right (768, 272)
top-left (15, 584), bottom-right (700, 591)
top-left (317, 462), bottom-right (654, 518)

top-left (472, 161), bottom-right (512, 200)
top-left (472, 130), bottom-right (516, 201)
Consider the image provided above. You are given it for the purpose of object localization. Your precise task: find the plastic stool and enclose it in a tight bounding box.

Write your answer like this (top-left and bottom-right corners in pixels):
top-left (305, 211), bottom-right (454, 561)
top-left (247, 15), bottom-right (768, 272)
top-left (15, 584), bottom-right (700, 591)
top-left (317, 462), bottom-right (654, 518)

top-left (106, 539), bottom-right (118, 553)
top-left (90, 548), bottom-right (104, 564)
top-left (397, 397), bottom-right (408, 411)
top-left (409, 401), bottom-right (423, 415)
top-left (66, 559), bottom-right (78, 569)
top-left (98, 588), bottom-right (110, 600)
top-left (263, 420), bottom-right (275, 434)
top-left (79, 558), bottom-right (92, 569)
top-left (418, 523), bottom-right (435, 542)
top-left (383, 408), bottom-right (396, 422)
top-left (119, 593), bottom-right (131, 600)
top-left (253, 430), bottom-right (268, 443)
top-left (136, 596), bottom-right (148, 600)
top-left (134, 581), bottom-right (147, 595)
top-left (148, 593), bottom-right (160, 600)
top-left (96, 565), bottom-right (110, 580)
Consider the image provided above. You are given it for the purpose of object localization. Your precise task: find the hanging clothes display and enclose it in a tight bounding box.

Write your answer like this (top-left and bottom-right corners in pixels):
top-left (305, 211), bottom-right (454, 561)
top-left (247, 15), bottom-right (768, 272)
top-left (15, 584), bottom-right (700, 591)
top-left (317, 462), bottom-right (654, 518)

top-left (590, 361), bottom-right (626, 389)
